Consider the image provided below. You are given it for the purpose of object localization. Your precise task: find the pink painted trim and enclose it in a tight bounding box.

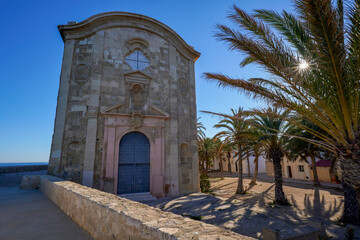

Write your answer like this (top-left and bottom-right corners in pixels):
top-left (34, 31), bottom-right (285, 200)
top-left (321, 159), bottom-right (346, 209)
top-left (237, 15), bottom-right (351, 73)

top-left (99, 126), bottom-right (108, 191)
top-left (101, 115), bottom-right (166, 198)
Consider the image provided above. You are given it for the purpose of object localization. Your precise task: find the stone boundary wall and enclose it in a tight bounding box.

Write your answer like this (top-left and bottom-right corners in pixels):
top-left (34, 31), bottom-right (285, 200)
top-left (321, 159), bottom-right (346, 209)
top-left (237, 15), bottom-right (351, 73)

top-left (20, 175), bottom-right (41, 189)
top-left (0, 165), bottom-right (48, 174)
top-left (32, 175), bottom-right (254, 240)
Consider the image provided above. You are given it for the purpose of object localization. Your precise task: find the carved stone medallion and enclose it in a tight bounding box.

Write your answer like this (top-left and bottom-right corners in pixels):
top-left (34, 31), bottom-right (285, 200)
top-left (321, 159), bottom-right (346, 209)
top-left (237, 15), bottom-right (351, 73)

top-left (129, 111), bottom-right (143, 129)
top-left (74, 64), bottom-right (90, 84)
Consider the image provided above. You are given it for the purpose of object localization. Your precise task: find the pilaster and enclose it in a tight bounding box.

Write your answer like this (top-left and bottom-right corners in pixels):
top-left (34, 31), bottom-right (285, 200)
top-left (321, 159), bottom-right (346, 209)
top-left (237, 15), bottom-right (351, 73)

top-left (48, 39), bottom-right (75, 175)
top-left (82, 31), bottom-right (104, 187)
top-left (167, 45), bottom-right (179, 195)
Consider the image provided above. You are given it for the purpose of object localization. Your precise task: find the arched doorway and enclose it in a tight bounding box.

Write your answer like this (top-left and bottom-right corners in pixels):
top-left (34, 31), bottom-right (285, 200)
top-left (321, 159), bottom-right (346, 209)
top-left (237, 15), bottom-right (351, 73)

top-left (118, 132), bottom-right (150, 194)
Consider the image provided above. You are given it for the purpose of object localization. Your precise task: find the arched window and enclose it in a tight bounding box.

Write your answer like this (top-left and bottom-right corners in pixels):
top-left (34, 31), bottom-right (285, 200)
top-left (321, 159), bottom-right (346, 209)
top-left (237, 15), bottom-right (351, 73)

top-left (125, 50), bottom-right (149, 70)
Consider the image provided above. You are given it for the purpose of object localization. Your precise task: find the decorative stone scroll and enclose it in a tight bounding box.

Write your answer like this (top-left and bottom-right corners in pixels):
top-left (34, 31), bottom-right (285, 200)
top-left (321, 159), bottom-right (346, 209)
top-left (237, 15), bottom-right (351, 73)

top-left (127, 37), bottom-right (150, 48)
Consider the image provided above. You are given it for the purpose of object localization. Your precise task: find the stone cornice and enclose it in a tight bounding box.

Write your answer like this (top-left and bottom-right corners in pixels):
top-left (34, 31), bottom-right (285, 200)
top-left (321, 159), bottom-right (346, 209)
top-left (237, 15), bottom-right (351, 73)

top-left (102, 112), bottom-right (169, 120)
top-left (58, 12), bottom-right (200, 61)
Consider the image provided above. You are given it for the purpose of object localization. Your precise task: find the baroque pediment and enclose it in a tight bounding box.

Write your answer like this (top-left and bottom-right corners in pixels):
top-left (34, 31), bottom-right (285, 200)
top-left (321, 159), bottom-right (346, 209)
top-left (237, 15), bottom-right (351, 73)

top-left (101, 103), bottom-right (123, 114)
top-left (149, 105), bottom-right (170, 117)
top-left (101, 102), bottom-right (170, 118)
top-left (124, 71), bottom-right (151, 86)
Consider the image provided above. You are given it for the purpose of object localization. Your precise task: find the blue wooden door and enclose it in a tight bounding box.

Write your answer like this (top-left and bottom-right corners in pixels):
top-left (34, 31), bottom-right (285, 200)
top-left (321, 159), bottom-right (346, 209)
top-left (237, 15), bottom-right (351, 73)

top-left (118, 132), bottom-right (150, 194)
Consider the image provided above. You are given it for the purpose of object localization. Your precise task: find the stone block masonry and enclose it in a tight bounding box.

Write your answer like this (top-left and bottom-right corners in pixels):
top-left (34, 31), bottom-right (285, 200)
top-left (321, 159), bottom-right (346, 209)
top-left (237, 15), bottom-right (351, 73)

top-left (24, 175), bottom-right (254, 240)
top-left (49, 12), bottom-right (201, 197)
top-left (20, 175), bottom-right (41, 189)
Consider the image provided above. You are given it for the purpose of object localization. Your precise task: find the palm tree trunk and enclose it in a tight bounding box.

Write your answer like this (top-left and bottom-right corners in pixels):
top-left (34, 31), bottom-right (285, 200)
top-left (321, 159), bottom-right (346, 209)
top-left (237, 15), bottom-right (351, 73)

top-left (341, 182), bottom-right (360, 225)
top-left (227, 152), bottom-right (232, 175)
top-left (247, 154), bottom-right (251, 177)
top-left (201, 158), bottom-right (205, 174)
top-left (236, 145), bottom-right (245, 194)
top-left (310, 155), bottom-right (321, 186)
top-left (339, 154), bottom-right (360, 225)
top-left (236, 158), bottom-right (244, 194)
top-left (219, 155), bottom-right (224, 180)
top-left (272, 154), bottom-right (289, 205)
top-left (204, 157), bottom-right (209, 176)
top-left (250, 153), bottom-right (259, 185)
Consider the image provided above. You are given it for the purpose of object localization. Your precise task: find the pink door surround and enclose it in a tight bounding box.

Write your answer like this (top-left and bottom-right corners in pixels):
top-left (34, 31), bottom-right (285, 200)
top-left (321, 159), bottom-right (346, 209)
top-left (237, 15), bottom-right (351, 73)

top-left (100, 112), bottom-right (167, 198)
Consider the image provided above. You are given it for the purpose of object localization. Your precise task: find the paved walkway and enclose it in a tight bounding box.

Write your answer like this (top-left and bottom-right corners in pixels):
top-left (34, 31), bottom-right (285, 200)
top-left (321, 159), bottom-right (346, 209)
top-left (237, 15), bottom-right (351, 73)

top-left (0, 172), bottom-right (92, 240)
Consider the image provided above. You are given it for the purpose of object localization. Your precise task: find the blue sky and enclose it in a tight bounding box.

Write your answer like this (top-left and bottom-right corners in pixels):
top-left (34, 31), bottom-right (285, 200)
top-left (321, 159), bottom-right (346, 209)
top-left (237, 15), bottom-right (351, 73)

top-left (0, 0), bottom-right (293, 163)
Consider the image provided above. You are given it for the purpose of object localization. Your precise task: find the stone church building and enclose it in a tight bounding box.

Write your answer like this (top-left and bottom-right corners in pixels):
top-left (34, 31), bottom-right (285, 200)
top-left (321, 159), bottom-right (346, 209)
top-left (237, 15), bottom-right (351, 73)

top-left (48, 12), bottom-right (200, 198)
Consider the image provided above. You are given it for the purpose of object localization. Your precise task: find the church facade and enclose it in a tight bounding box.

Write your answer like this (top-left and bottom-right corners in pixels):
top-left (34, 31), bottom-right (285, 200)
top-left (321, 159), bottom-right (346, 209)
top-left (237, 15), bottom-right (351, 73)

top-left (48, 12), bottom-right (200, 198)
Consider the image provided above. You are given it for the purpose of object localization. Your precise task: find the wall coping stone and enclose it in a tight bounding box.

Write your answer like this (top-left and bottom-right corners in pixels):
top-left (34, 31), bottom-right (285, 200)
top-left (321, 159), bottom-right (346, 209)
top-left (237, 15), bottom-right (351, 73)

top-left (22, 175), bottom-right (254, 240)
top-left (0, 164), bottom-right (48, 174)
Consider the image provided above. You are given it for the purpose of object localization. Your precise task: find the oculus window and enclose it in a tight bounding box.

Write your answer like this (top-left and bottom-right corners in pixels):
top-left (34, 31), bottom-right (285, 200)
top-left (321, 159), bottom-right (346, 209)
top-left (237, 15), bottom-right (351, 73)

top-left (125, 50), bottom-right (149, 70)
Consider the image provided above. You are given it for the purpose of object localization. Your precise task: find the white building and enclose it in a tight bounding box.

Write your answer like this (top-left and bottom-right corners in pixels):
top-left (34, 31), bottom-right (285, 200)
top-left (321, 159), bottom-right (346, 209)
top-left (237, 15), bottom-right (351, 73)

top-left (211, 152), bottom-right (266, 175)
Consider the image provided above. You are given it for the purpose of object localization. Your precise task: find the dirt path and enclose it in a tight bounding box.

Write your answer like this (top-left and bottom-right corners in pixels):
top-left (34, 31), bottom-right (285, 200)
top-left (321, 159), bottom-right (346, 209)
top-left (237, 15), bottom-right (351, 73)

top-left (210, 173), bottom-right (344, 221)
top-left (145, 173), bottom-right (359, 239)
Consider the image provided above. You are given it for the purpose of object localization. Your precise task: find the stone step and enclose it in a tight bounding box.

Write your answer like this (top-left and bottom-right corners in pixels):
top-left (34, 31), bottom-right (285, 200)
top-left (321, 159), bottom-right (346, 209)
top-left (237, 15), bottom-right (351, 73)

top-left (118, 192), bottom-right (156, 202)
top-left (119, 192), bottom-right (152, 197)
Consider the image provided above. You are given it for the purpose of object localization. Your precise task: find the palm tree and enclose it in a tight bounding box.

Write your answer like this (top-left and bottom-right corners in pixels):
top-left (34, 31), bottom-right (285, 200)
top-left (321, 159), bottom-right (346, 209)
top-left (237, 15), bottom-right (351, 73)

top-left (222, 140), bottom-right (235, 175)
top-left (198, 137), bottom-right (216, 175)
top-left (246, 154), bottom-right (251, 177)
top-left (249, 146), bottom-right (261, 185)
top-left (247, 124), bottom-right (264, 185)
top-left (203, 1), bottom-right (360, 221)
top-left (212, 107), bottom-right (252, 194)
top-left (197, 118), bottom-right (206, 142)
top-left (213, 138), bottom-right (227, 180)
top-left (253, 108), bottom-right (291, 205)
top-left (285, 119), bottom-right (322, 186)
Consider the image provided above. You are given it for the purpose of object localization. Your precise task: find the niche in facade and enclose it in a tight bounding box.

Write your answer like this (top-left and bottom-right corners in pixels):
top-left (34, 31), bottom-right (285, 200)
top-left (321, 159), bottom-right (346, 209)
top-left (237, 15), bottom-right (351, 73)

top-left (124, 71), bottom-right (151, 113)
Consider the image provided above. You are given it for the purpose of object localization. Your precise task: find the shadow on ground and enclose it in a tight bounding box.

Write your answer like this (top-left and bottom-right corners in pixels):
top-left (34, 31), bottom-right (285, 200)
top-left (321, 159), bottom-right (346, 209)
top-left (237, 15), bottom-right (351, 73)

top-left (144, 175), bottom-right (359, 239)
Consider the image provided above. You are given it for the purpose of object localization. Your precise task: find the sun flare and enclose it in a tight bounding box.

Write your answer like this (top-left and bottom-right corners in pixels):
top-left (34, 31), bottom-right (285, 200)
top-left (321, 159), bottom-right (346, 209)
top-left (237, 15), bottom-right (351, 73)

top-left (299, 61), bottom-right (309, 70)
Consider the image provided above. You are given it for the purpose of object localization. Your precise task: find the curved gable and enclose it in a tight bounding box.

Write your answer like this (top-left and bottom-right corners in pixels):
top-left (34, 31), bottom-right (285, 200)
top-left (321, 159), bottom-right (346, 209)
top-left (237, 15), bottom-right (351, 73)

top-left (58, 12), bottom-right (200, 61)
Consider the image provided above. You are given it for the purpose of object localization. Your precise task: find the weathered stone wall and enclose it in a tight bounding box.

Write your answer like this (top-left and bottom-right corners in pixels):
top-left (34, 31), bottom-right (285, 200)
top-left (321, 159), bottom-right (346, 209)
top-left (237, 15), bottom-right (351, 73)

top-left (0, 164), bottom-right (48, 174)
top-left (20, 175), bottom-right (41, 189)
top-left (34, 175), bottom-right (252, 240)
top-left (49, 12), bottom-right (200, 196)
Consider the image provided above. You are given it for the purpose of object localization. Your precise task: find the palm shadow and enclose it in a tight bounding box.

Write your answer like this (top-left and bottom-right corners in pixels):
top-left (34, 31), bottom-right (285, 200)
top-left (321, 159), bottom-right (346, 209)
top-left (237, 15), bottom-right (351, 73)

top-left (290, 187), bottom-right (343, 220)
top-left (142, 181), bottom-right (345, 239)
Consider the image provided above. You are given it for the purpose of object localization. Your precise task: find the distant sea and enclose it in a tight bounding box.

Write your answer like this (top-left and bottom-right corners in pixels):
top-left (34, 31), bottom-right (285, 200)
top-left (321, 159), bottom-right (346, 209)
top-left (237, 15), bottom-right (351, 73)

top-left (0, 162), bottom-right (48, 167)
